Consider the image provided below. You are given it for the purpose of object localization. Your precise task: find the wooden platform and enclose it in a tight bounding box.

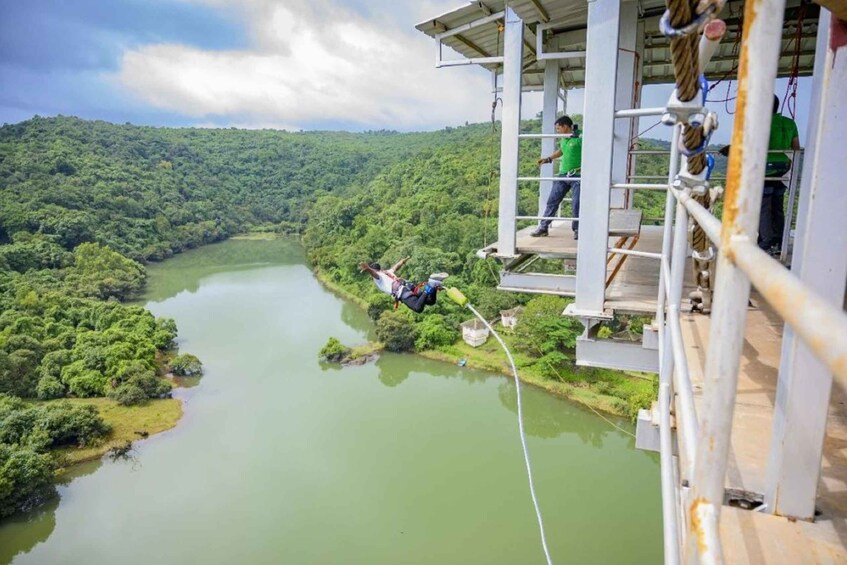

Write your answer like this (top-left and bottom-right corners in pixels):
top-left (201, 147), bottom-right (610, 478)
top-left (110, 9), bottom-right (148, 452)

top-left (486, 220), bottom-right (696, 315)
top-left (682, 300), bottom-right (847, 563)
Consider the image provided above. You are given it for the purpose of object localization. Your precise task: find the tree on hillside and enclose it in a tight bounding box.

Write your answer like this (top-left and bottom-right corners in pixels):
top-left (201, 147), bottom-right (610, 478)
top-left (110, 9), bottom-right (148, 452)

top-left (376, 311), bottom-right (417, 353)
top-left (513, 295), bottom-right (584, 379)
top-left (65, 243), bottom-right (146, 301)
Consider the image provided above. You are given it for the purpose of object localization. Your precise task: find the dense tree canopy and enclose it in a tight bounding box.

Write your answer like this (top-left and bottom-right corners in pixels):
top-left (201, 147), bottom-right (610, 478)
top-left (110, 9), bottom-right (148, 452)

top-left (0, 394), bottom-right (110, 517)
top-left (0, 116), bottom-right (466, 261)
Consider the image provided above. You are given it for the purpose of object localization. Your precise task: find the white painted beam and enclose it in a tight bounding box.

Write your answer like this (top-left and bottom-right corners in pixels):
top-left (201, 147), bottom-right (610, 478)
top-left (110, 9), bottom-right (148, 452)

top-left (573, 0), bottom-right (621, 316)
top-left (496, 7), bottom-right (524, 257)
top-left (765, 11), bottom-right (847, 521)
top-left (539, 60), bottom-right (560, 221)
top-left (611, 0), bottom-right (638, 210)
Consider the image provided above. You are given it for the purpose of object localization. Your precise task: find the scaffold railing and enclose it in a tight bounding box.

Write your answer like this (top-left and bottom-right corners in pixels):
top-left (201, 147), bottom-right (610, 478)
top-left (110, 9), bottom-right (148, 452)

top-left (649, 1), bottom-right (847, 563)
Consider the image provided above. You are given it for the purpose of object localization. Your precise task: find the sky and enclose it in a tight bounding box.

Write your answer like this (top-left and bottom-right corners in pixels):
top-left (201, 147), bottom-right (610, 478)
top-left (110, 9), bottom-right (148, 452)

top-left (0, 0), bottom-right (812, 142)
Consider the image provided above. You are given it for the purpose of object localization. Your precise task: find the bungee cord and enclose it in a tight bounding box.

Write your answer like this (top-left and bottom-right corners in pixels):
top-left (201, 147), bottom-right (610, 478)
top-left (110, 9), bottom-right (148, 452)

top-left (447, 287), bottom-right (553, 565)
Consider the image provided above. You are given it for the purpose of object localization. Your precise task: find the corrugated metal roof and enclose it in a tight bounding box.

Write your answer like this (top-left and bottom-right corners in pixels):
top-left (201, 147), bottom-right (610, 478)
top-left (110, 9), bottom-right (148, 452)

top-left (415, 1), bottom-right (818, 89)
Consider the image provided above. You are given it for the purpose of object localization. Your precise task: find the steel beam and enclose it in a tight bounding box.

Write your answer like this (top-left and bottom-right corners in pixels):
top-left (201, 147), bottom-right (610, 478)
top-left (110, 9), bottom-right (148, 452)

top-left (499, 272), bottom-right (576, 295)
top-left (576, 338), bottom-right (659, 373)
top-left (766, 12), bottom-right (847, 520)
top-left (539, 60), bottom-right (559, 220)
top-left (687, 0), bottom-right (787, 560)
top-left (574, 0), bottom-right (621, 316)
top-left (496, 7), bottom-right (524, 257)
top-left (611, 0), bottom-right (638, 210)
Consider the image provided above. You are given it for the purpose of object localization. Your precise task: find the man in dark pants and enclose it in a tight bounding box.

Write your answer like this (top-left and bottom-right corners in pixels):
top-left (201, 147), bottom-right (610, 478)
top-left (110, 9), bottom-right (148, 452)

top-left (720, 95), bottom-right (800, 253)
top-left (360, 258), bottom-right (448, 313)
top-left (533, 115), bottom-right (582, 240)
top-left (761, 96), bottom-right (800, 253)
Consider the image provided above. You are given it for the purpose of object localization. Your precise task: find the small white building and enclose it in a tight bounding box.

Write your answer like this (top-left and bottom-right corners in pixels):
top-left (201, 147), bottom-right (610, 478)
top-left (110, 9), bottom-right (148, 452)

top-left (461, 319), bottom-right (489, 347)
top-left (500, 306), bottom-right (524, 329)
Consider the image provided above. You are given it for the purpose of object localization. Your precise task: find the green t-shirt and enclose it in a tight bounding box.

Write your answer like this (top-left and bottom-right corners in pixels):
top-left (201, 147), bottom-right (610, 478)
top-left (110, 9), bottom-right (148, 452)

top-left (558, 136), bottom-right (582, 175)
top-left (767, 113), bottom-right (799, 174)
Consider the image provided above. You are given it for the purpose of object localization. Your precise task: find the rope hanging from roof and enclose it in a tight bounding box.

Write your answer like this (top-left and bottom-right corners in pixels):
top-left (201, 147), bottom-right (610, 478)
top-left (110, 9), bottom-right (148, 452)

top-left (781, 0), bottom-right (809, 119)
top-left (662, 0), bottom-right (727, 313)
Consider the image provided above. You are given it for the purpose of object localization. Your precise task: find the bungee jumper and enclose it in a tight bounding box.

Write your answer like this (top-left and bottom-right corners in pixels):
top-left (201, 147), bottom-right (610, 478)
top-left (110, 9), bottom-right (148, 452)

top-left (359, 257), bottom-right (448, 313)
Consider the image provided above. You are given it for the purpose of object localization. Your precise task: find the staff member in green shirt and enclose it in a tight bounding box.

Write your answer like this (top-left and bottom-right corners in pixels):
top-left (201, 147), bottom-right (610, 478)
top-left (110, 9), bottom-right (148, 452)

top-left (533, 115), bottom-right (582, 240)
top-left (720, 95), bottom-right (800, 252)
top-left (762, 95), bottom-right (800, 253)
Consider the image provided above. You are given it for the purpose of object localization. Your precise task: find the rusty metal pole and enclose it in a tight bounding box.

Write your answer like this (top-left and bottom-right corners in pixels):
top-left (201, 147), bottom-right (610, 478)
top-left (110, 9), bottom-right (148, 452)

top-left (685, 0), bottom-right (787, 562)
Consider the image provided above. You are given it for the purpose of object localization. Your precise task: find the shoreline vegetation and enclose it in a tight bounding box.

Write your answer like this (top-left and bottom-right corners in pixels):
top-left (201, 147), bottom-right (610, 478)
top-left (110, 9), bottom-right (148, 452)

top-left (54, 397), bottom-right (182, 470)
top-left (312, 267), bottom-right (647, 420)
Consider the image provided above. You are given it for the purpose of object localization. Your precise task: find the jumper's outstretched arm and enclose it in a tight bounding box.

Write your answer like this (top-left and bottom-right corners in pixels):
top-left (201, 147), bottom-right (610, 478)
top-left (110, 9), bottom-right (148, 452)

top-left (389, 256), bottom-right (410, 273)
top-left (359, 262), bottom-right (378, 279)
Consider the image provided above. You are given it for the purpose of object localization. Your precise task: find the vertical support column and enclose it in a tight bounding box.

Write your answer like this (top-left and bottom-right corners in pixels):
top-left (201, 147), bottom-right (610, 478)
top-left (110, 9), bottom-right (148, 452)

top-left (687, 0), bottom-right (786, 560)
top-left (497, 7), bottom-right (524, 257)
top-left (611, 0), bottom-right (638, 210)
top-left (539, 60), bottom-right (560, 216)
top-left (573, 0), bottom-right (621, 316)
top-left (629, 19), bottom-right (646, 210)
top-left (765, 12), bottom-right (847, 520)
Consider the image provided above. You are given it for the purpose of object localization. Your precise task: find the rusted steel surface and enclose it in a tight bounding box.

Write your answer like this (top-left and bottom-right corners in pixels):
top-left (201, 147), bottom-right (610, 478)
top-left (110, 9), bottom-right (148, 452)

top-left (689, 498), bottom-right (723, 564)
top-left (732, 238), bottom-right (847, 382)
top-left (815, 0), bottom-right (847, 23)
top-left (721, 0), bottom-right (760, 250)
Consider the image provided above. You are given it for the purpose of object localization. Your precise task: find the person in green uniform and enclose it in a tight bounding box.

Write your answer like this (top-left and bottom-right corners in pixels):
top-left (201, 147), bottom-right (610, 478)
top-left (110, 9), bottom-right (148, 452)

top-left (761, 95), bottom-right (800, 252)
top-left (532, 115), bottom-right (583, 239)
top-left (720, 95), bottom-right (800, 252)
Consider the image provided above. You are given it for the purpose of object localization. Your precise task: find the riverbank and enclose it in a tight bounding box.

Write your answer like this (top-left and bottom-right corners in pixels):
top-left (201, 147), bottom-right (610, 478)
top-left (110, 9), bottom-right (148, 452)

top-left (53, 397), bottom-right (182, 470)
top-left (312, 269), bottom-right (650, 419)
top-left (418, 348), bottom-right (629, 416)
top-left (312, 268), bottom-right (369, 309)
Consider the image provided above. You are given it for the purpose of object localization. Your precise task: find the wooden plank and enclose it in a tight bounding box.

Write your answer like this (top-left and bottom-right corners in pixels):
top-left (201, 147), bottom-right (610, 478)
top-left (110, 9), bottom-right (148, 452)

top-left (609, 209), bottom-right (643, 236)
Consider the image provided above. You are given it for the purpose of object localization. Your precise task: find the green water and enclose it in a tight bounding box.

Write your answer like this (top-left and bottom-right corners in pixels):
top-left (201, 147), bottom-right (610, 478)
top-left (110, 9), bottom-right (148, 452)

top-left (1, 238), bottom-right (662, 564)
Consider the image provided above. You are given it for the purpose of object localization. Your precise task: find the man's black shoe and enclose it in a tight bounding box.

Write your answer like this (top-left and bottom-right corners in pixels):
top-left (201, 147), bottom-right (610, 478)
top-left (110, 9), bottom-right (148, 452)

top-left (530, 229), bottom-right (548, 237)
top-left (573, 231), bottom-right (579, 241)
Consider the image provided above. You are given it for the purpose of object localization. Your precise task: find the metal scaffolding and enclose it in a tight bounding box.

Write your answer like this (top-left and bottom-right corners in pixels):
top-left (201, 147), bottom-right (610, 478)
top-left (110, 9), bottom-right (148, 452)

top-left (417, 1), bottom-right (846, 562)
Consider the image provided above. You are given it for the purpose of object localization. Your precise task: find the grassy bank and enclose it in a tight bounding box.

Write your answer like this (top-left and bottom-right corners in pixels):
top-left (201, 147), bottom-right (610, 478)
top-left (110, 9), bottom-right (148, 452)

top-left (53, 397), bottom-right (183, 469)
top-left (422, 337), bottom-right (653, 420)
top-left (313, 270), bottom-right (369, 309)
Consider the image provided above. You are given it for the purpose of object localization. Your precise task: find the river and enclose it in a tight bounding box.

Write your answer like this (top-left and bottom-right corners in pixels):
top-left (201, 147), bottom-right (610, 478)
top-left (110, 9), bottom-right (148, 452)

top-left (1, 238), bottom-right (661, 564)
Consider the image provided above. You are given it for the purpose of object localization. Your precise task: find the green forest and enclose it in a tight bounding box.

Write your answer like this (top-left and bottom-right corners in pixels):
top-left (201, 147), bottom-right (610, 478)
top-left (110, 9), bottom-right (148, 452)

top-left (0, 115), bottom-right (690, 517)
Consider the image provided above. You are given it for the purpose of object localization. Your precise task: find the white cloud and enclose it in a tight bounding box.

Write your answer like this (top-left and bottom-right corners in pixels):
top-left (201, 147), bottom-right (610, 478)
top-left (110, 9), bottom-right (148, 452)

top-left (114, 0), bottom-right (493, 130)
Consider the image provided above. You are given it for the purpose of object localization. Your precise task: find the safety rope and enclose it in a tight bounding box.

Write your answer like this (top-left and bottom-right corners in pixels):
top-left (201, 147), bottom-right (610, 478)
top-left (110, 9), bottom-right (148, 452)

top-left (483, 21), bottom-right (504, 263)
top-left (539, 360), bottom-right (637, 439)
top-left (781, 0), bottom-right (807, 119)
top-left (662, 0), bottom-right (725, 313)
top-left (628, 120), bottom-right (663, 149)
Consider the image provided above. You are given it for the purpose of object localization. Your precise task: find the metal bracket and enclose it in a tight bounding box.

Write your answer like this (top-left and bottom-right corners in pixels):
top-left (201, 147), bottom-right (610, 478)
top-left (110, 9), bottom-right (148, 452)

top-left (662, 92), bottom-right (706, 129)
top-left (692, 246), bottom-right (715, 262)
top-left (672, 170), bottom-right (709, 197)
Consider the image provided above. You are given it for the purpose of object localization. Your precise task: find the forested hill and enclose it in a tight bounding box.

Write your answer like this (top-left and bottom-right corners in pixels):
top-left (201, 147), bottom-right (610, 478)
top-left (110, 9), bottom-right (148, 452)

top-left (0, 116), bottom-right (482, 262)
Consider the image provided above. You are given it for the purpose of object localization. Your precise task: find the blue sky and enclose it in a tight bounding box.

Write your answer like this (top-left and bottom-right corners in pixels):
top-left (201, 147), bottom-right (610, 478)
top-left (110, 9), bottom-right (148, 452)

top-left (0, 0), bottom-right (812, 141)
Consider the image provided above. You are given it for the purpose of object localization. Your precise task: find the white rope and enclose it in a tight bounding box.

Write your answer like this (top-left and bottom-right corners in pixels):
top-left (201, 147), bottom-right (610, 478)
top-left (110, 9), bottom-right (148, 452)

top-left (467, 304), bottom-right (553, 565)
